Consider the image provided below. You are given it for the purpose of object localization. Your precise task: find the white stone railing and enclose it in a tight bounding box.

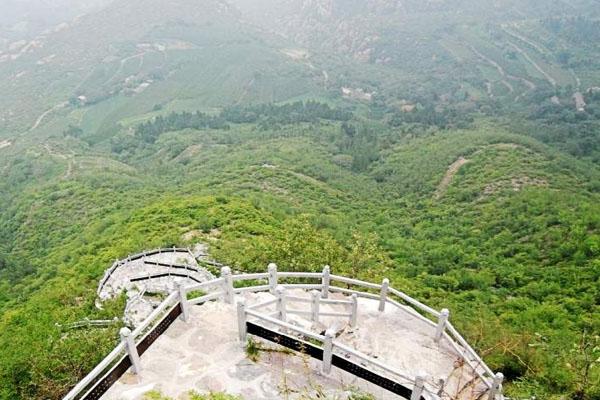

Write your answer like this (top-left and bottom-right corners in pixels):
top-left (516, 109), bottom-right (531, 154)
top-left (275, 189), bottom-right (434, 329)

top-left (63, 291), bottom-right (181, 400)
top-left (239, 307), bottom-right (427, 399)
top-left (244, 282), bottom-right (358, 326)
top-left (55, 317), bottom-right (121, 330)
top-left (96, 247), bottom-right (195, 296)
top-left (64, 264), bottom-right (503, 400)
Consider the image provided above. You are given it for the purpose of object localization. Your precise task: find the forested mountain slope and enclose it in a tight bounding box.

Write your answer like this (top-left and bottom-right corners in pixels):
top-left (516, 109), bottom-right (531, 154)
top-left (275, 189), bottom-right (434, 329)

top-left (0, 0), bottom-right (598, 399)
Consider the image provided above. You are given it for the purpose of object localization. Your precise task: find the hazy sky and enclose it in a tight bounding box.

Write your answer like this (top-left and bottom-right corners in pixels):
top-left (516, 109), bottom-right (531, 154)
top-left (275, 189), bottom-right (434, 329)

top-left (0, 0), bottom-right (112, 28)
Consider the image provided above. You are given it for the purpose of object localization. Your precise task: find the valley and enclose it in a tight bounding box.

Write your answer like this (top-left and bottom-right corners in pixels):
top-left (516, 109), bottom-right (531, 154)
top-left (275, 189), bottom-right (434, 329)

top-left (0, 1), bottom-right (598, 400)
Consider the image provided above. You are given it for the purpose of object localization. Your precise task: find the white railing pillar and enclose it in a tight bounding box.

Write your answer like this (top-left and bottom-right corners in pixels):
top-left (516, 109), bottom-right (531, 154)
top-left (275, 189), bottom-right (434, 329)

top-left (311, 289), bottom-right (320, 323)
top-left (237, 299), bottom-right (247, 345)
top-left (435, 308), bottom-right (450, 343)
top-left (276, 285), bottom-right (287, 321)
top-left (268, 263), bottom-right (278, 294)
top-left (349, 293), bottom-right (358, 327)
top-left (221, 266), bottom-right (234, 304)
top-left (177, 282), bottom-right (190, 322)
top-left (321, 265), bottom-right (330, 299)
top-left (322, 328), bottom-right (334, 374)
top-left (120, 327), bottom-right (141, 374)
top-left (488, 372), bottom-right (504, 400)
top-left (378, 278), bottom-right (389, 312)
top-left (410, 374), bottom-right (426, 400)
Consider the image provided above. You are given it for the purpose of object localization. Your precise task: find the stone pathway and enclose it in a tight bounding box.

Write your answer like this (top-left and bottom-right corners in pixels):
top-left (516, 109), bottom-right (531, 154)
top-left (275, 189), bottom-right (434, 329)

top-left (101, 290), bottom-right (489, 400)
top-left (97, 249), bottom-right (215, 327)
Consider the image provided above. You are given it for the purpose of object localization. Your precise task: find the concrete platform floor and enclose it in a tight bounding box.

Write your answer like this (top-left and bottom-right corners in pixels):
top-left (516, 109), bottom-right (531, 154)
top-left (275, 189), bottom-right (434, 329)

top-left (101, 291), bottom-right (489, 400)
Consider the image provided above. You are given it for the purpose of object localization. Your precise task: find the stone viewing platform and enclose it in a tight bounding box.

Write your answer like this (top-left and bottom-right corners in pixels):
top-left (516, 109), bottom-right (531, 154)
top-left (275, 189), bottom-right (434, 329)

top-left (64, 252), bottom-right (504, 400)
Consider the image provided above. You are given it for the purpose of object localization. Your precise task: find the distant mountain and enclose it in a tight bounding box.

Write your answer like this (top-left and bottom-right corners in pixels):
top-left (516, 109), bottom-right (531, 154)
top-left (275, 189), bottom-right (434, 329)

top-left (231, 0), bottom-right (600, 62)
top-left (0, 0), bottom-right (112, 39)
top-left (0, 0), bottom-right (325, 136)
top-left (2, 0), bottom-right (600, 143)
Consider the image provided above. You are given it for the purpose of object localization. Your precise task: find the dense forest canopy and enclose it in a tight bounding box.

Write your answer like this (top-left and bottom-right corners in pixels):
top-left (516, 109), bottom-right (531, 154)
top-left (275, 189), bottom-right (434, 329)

top-left (133, 101), bottom-right (353, 143)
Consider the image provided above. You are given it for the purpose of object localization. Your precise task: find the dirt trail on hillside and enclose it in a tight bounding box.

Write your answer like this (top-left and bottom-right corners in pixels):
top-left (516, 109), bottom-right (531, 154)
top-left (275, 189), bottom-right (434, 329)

top-left (468, 44), bottom-right (533, 100)
top-left (30, 101), bottom-right (68, 131)
top-left (500, 80), bottom-right (514, 93)
top-left (468, 45), bottom-right (505, 77)
top-left (502, 25), bottom-right (549, 56)
top-left (43, 143), bottom-right (75, 178)
top-left (511, 74), bottom-right (536, 102)
top-left (105, 52), bottom-right (146, 85)
top-left (509, 42), bottom-right (556, 87)
top-left (434, 143), bottom-right (526, 200)
top-left (435, 157), bottom-right (469, 199)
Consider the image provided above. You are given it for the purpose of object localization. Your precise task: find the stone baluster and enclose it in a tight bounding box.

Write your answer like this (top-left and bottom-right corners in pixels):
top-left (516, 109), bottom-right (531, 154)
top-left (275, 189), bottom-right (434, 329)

top-left (221, 266), bottom-right (234, 304)
top-left (268, 263), bottom-right (278, 294)
top-left (120, 328), bottom-right (141, 374)
top-left (378, 278), bottom-right (389, 312)
top-left (435, 308), bottom-right (450, 343)
top-left (321, 265), bottom-right (330, 299)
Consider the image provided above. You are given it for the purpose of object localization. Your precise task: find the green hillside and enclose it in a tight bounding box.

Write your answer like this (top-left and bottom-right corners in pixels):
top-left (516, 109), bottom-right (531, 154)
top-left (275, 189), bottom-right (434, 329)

top-left (1, 112), bottom-right (598, 399)
top-left (0, 0), bottom-right (599, 399)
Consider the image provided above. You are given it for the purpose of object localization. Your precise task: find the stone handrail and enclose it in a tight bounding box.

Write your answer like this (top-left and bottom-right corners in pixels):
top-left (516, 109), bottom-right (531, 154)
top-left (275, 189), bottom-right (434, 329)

top-left (445, 320), bottom-right (496, 381)
top-left (240, 307), bottom-right (430, 400)
top-left (131, 292), bottom-right (179, 337)
top-left (63, 342), bottom-right (127, 400)
top-left (96, 247), bottom-right (194, 295)
top-left (56, 318), bottom-right (120, 330)
top-left (64, 264), bottom-right (503, 400)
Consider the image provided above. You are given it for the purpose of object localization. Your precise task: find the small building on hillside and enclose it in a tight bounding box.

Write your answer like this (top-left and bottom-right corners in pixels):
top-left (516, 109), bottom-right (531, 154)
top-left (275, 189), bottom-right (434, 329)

top-left (573, 92), bottom-right (586, 112)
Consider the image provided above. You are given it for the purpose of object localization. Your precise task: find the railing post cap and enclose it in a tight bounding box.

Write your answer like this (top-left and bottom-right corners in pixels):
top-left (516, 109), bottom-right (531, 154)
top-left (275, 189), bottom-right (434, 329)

top-left (323, 265), bottom-right (330, 272)
top-left (494, 372), bottom-right (504, 381)
top-left (441, 308), bottom-right (450, 316)
top-left (119, 327), bottom-right (132, 337)
top-left (325, 328), bottom-right (335, 337)
top-left (311, 289), bottom-right (320, 296)
top-left (382, 278), bottom-right (390, 285)
top-left (351, 293), bottom-right (358, 299)
top-left (415, 372), bottom-right (427, 384)
top-left (275, 284), bottom-right (285, 294)
top-left (268, 263), bottom-right (277, 270)
top-left (221, 266), bottom-right (231, 275)
top-left (237, 299), bottom-right (246, 307)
